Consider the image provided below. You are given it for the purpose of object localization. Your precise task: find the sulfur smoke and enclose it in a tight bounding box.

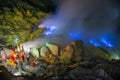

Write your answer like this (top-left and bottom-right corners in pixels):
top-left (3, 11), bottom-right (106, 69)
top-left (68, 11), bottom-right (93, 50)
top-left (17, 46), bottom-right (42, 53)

top-left (42, 0), bottom-right (119, 38)
top-left (23, 0), bottom-right (120, 51)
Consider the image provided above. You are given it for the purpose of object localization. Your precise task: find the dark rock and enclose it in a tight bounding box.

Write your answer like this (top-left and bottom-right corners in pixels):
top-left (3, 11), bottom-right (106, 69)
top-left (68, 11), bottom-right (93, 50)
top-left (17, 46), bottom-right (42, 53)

top-left (69, 74), bottom-right (77, 80)
top-left (0, 66), bottom-right (14, 80)
top-left (51, 67), bottom-right (113, 80)
top-left (83, 45), bottom-right (112, 61)
top-left (11, 77), bottom-right (26, 80)
top-left (60, 40), bottom-right (83, 63)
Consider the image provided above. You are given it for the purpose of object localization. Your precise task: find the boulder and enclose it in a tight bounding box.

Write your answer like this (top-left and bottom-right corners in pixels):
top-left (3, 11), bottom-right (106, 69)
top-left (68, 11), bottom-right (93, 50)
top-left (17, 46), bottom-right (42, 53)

top-left (46, 43), bottom-right (59, 56)
top-left (60, 44), bottom-right (74, 61)
top-left (96, 69), bottom-right (108, 77)
top-left (30, 48), bottom-right (40, 58)
top-left (83, 45), bottom-right (111, 60)
top-left (71, 40), bottom-right (83, 62)
top-left (40, 46), bottom-right (50, 58)
top-left (60, 40), bottom-right (83, 62)
top-left (96, 69), bottom-right (113, 80)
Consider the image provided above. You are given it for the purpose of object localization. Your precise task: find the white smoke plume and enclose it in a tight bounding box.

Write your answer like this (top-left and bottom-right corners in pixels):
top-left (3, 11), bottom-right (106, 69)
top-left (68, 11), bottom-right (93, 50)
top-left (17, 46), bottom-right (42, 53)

top-left (41, 0), bottom-right (119, 38)
top-left (23, 0), bottom-right (120, 50)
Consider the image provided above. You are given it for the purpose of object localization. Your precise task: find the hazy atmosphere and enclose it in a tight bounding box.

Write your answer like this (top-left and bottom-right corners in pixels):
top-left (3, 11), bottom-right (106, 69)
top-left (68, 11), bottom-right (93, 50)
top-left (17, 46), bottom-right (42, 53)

top-left (0, 0), bottom-right (120, 80)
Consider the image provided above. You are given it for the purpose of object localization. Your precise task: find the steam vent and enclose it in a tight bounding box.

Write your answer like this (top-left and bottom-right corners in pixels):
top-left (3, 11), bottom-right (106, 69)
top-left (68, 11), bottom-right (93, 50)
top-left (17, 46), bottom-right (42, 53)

top-left (0, 0), bottom-right (120, 80)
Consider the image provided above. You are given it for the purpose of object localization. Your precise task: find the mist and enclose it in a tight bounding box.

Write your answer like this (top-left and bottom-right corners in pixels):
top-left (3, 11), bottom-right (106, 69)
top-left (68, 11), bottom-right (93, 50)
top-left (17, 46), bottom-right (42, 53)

top-left (23, 0), bottom-right (120, 51)
top-left (43, 0), bottom-right (119, 35)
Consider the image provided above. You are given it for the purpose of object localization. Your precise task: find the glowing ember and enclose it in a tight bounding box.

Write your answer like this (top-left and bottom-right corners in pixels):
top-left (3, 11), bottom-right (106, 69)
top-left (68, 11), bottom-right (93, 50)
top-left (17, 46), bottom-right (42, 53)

top-left (7, 45), bottom-right (27, 67)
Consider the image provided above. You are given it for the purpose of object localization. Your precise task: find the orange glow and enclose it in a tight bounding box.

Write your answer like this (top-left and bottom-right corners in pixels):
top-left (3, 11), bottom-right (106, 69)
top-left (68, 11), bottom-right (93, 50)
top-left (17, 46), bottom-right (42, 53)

top-left (8, 47), bottom-right (26, 67)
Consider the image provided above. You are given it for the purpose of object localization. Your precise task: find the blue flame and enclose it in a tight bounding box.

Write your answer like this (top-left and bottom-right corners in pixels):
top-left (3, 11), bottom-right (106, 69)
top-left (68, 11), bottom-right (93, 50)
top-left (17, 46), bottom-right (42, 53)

top-left (89, 40), bottom-right (101, 47)
top-left (89, 38), bottom-right (114, 48)
top-left (43, 25), bottom-right (115, 48)
top-left (44, 26), bottom-right (56, 36)
top-left (101, 38), bottom-right (114, 48)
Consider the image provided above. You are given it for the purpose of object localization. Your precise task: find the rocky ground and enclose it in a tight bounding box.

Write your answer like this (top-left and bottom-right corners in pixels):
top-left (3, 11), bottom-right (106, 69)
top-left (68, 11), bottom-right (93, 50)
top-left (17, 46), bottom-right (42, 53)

top-left (0, 60), bottom-right (120, 80)
top-left (0, 40), bottom-right (120, 80)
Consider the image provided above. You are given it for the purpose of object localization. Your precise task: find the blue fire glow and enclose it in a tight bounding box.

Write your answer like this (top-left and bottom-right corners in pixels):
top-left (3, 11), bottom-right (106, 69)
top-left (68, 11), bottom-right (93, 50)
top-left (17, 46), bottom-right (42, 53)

top-left (43, 25), bottom-right (115, 48)
top-left (69, 32), bottom-right (81, 41)
top-left (101, 38), bottom-right (114, 48)
top-left (89, 40), bottom-right (101, 47)
top-left (89, 38), bottom-right (114, 48)
top-left (44, 26), bottom-right (56, 36)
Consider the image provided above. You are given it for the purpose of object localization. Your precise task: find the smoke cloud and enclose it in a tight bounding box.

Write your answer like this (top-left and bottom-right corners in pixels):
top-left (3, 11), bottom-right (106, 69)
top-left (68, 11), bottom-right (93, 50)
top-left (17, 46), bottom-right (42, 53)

top-left (23, 0), bottom-right (120, 50)
top-left (41, 0), bottom-right (119, 39)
